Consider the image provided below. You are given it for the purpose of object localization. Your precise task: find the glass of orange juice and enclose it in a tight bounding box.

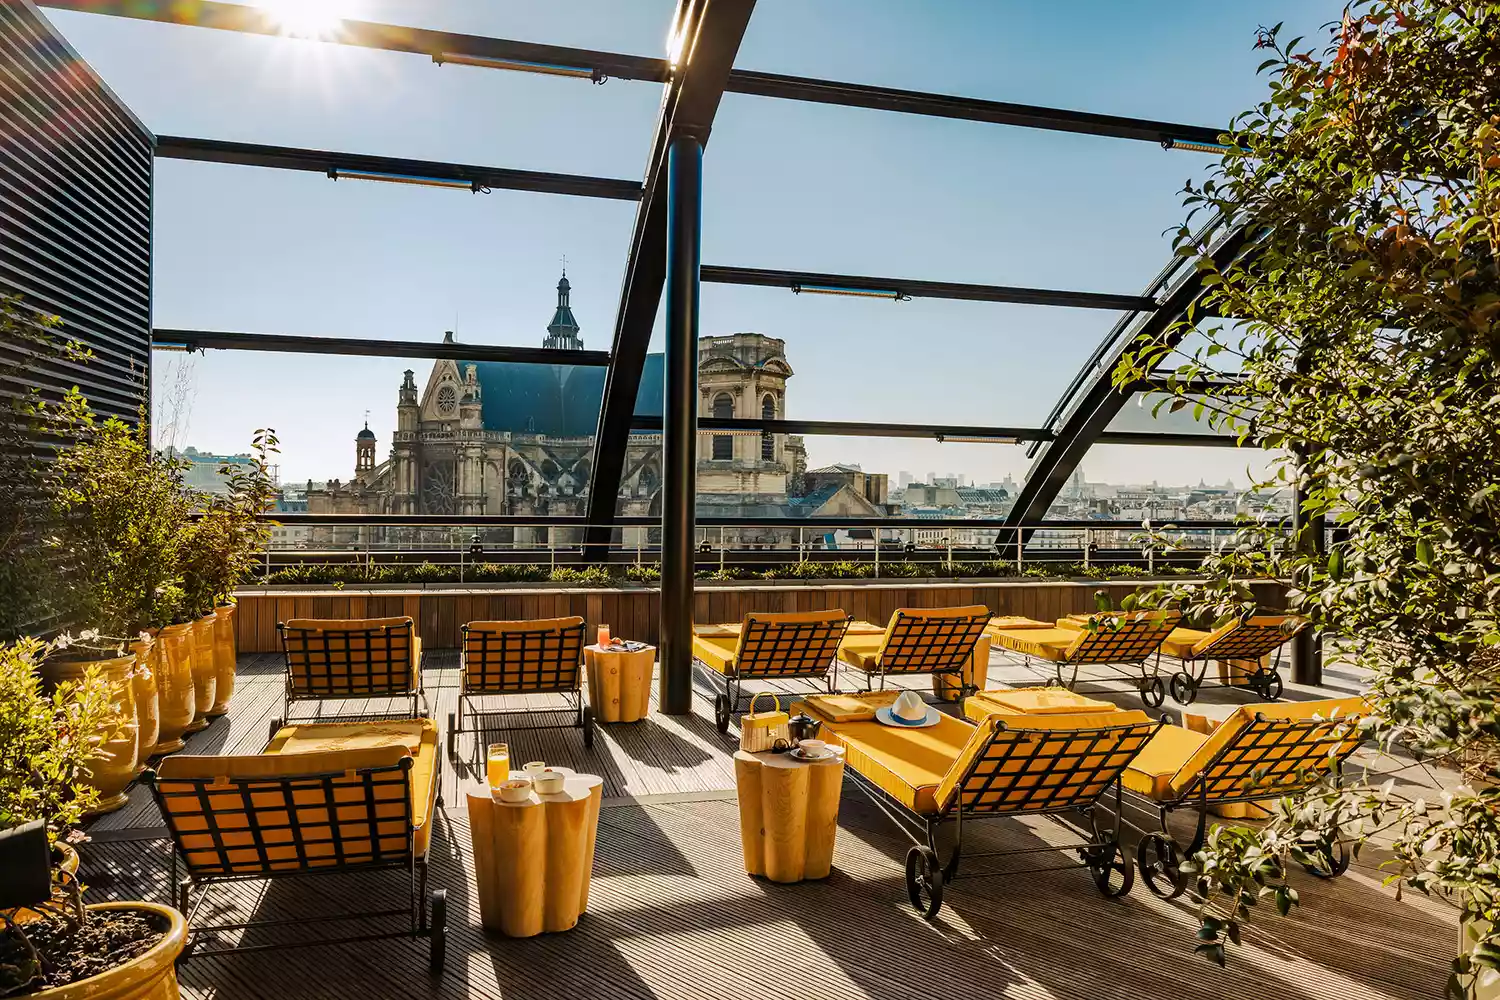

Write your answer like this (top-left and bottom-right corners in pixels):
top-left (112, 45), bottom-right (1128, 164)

top-left (597, 624), bottom-right (611, 647)
top-left (485, 742), bottom-right (510, 791)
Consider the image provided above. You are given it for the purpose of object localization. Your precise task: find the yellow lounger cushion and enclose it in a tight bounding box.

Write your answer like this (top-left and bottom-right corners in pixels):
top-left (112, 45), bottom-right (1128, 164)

top-left (265, 717), bottom-right (440, 856)
top-left (990, 627), bottom-right (1079, 661)
top-left (465, 616), bottom-right (584, 633)
top-left (935, 710), bottom-right (1154, 813)
top-left (1160, 627), bottom-right (1212, 659)
top-left (153, 720), bottom-right (440, 874)
top-left (1123, 696), bottom-right (1366, 801)
top-left (988, 616), bottom-right (1055, 630)
top-left (837, 634), bottom-right (884, 671)
top-left (965, 687), bottom-right (1119, 722)
top-left (692, 635), bottom-right (739, 674)
top-left (809, 710), bottom-right (977, 815)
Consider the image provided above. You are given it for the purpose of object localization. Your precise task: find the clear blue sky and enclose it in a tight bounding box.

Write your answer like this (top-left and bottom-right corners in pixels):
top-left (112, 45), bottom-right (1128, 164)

top-left (47, 0), bottom-right (1343, 487)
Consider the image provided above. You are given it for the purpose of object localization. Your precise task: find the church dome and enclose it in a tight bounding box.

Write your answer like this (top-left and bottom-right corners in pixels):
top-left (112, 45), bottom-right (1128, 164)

top-left (357, 423), bottom-right (376, 441)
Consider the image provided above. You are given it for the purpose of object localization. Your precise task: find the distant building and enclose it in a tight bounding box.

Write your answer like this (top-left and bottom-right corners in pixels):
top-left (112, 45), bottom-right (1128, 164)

top-left (170, 446), bottom-right (262, 495)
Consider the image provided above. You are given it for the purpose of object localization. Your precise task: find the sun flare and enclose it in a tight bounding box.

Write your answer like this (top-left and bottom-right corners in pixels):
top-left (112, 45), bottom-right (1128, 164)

top-left (254, 0), bottom-right (357, 40)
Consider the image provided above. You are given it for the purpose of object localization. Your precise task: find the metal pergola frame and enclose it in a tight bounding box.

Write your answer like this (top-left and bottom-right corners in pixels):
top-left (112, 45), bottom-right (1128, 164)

top-left (34, 0), bottom-right (1289, 704)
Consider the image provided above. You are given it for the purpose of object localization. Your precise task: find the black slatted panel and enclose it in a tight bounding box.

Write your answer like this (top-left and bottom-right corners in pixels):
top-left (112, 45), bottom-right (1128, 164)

top-left (0, 0), bottom-right (153, 421)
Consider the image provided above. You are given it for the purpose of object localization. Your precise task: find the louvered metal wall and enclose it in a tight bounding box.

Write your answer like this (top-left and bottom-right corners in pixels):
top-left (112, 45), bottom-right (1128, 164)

top-left (0, 0), bottom-right (153, 420)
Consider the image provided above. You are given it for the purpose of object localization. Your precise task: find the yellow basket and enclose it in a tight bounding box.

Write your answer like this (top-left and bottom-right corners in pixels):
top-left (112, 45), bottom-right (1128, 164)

top-left (740, 691), bottom-right (790, 753)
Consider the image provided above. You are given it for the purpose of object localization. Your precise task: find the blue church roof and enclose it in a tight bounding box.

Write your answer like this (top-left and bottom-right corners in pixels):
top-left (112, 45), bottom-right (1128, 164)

top-left (466, 354), bottom-right (664, 437)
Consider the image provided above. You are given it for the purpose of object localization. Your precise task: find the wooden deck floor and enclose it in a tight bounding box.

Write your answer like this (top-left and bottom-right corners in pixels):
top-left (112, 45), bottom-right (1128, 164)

top-left (79, 647), bottom-right (1456, 999)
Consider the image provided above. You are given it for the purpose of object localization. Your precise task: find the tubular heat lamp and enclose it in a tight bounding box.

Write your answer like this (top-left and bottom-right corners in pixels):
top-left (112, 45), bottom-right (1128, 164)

top-left (935, 434), bottom-right (1021, 445)
top-left (327, 168), bottom-right (485, 192)
top-left (431, 52), bottom-right (601, 81)
top-left (791, 283), bottom-right (906, 301)
top-left (1163, 137), bottom-right (1233, 155)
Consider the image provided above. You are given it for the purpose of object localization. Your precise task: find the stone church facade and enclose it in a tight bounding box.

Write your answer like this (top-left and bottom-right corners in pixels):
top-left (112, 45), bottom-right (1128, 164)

top-left (307, 274), bottom-right (885, 550)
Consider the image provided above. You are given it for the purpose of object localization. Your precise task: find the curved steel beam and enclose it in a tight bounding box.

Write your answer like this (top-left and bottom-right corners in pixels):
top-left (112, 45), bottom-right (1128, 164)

top-left (581, 0), bottom-right (756, 560)
top-left (1004, 222), bottom-right (1258, 528)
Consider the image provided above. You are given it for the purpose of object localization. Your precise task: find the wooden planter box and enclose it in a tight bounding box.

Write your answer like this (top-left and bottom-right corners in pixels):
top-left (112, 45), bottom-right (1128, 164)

top-left (231, 580), bottom-right (1288, 654)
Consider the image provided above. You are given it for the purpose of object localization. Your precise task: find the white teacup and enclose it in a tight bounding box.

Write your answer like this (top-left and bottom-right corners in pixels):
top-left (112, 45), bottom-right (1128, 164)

top-left (497, 778), bottom-right (533, 803)
top-left (523, 761), bottom-right (547, 776)
top-left (797, 739), bottom-right (828, 756)
top-left (534, 769), bottom-right (566, 794)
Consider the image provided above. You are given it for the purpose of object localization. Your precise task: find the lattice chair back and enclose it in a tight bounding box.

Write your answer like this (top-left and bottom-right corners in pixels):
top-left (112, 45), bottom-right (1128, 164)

top-left (1063, 611), bottom-right (1180, 664)
top-left (461, 617), bottom-right (587, 695)
top-left (1192, 615), bottom-right (1307, 661)
top-left (875, 606), bottom-right (992, 676)
top-left (149, 747), bottom-right (416, 878)
top-left (1170, 697), bottom-right (1366, 805)
top-left (280, 617), bottom-right (418, 699)
top-left (733, 610), bottom-right (852, 678)
top-left (934, 711), bottom-right (1161, 817)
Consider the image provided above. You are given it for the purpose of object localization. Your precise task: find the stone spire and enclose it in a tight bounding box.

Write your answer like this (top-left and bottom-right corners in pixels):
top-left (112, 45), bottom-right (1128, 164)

top-left (543, 268), bottom-right (582, 351)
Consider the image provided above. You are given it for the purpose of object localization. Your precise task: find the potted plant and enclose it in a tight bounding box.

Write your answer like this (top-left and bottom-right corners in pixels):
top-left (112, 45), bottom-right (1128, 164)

top-left (175, 428), bottom-right (279, 722)
top-left (0, 635), bottom-right (186, 997)
top-left (47, 405), bottom-right (192, 763)
top-left (1115, 4), bottom-right (1499, 994)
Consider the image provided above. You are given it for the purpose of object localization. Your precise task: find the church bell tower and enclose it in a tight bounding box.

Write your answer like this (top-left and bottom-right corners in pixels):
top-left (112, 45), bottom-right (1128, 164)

top-left (542, 269), bottom-right (582, 351)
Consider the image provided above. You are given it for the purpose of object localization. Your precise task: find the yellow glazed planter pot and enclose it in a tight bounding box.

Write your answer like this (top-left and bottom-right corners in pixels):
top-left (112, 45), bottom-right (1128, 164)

top-left (129, 638), bottom-right (160, 773)
top-left (40, 654), bottom-right (139, 817)
top-left (185, 615), bottom-right (218, 732)
top-left (34, 902), bottom-right (187, 1000)
top-left (152, 625), bottom-right (195, 752)
top-left (208, 604), bottom-right (237, 716)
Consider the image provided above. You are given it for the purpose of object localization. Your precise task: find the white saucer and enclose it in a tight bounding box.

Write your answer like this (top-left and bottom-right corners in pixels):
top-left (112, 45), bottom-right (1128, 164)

top-left (789, 747), bottom-right (843, 762)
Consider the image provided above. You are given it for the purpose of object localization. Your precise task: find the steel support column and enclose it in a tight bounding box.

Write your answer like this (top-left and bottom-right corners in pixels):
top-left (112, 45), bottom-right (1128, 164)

top-left (1289, 478), bottom-right (1324, 686)
top-left (659, 134), bottom-right (703, 715)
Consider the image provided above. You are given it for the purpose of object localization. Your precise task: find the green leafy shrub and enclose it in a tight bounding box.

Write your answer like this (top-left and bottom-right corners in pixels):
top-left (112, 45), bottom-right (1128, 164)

top-left (1115, 4), bottom-right (1500, 989)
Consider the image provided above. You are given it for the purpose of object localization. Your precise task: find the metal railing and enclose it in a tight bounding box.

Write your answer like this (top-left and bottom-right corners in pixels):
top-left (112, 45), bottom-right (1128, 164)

top-left (252, 514), bottom-right (1300, 583)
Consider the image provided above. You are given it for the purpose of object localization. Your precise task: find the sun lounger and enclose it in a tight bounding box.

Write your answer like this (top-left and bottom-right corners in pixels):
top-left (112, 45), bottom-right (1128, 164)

top-left (450, 617), bottom-right (592, 757)
top-left (1119, 696), bottom-right (1365, 898)
top-left (836, 606), bottom-right (992, 704)
top-left (988, 611), bottom-right (1180, 707)
top-left (797, 691), bottom-right (1161, 918)
top-left (693, 610), bottom-right (852, 733)
top-left (277, 616), bottom-right (426, 723)
top-left (963, 686), bottom-right (1122, 722)
top-left (1156, 615), bottom-right (1306, 703)
top-left (145, 717), bottom-right (446, 971)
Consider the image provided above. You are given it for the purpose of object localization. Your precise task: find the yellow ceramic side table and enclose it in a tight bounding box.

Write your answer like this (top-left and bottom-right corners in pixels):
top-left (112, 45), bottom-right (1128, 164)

top-left (467, 773), bottom-right (604, 937)
top-left (734, 750), bottom-right (844, 883)
top-left (584, 643), bottom-right (654, 723)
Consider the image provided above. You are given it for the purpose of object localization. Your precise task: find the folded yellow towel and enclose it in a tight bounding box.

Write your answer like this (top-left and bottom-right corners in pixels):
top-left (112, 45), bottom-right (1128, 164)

top-left (801, 691), bottom-right (901, 723)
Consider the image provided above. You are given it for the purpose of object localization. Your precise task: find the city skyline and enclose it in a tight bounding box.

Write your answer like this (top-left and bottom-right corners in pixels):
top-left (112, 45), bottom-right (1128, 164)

top-left (44, 0), bottom-right (1337, 488)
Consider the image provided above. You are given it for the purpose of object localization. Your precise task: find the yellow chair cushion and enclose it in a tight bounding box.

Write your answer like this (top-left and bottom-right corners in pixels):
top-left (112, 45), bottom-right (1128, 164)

top-left (1160, 627), bottom-right (1211, 659)
top-left (1169, 696), bottom-right (1364, 797)
top-left (836, 634), bottom-right (884, 671)
top-left (282, 617), bottom-right (422, 692)
top-left (265, 717), bottom-right (440, 857)
top-left (988, 616), bottom-right (1055, 630)
top-left (965, 687), bottom-right (1119, 722)
top-left (1121, 725), bottom-right (1209, 798)
top-left (990, 627), bottom-right (1079, 660)
top-left (935, 710), bottom-right (1154, 813)
top-left (811, 711), bottom-right (977, 815)
top-left (692, 635), bottom-right (739, 674)
top-left (465, 616), bottom-right (584, 633)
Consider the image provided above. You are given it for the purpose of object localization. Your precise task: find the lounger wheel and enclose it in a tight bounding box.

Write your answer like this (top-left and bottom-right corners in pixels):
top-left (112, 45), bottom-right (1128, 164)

top-left (427, 888), bottom-right (447, 974)
top-left (1138, 676), bottom-right (1166, 708)
top-left (268, 717), bottom-right (284, 742)
top-left (713, 693), bottom-right (731, 734)
top-left (1136, 833), bottom-right (1186, 899)
top-left (1084, 842), bottom-right (1134, 898)
top-left (1252, 668), bottom-right (1284, 701)
top-left (446, 712), bottom-right (457, 760)
top-left (1168, 672), bottom-right (1198, 705)
top-left (905, 846), bottom-right (945, 920)
top-left (1300, 838), bottom-right (1350, 879)
top-left (582, 705), bottom-right (595, 748)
